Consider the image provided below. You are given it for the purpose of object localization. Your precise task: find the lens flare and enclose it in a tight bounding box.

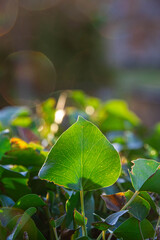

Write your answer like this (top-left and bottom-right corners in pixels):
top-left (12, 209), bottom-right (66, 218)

top-left (0, 0), bottom-right (18, 37)
top-left (20, 0), bottom-right (59, 11)
top-left (1, 51), bottom-right (56, 106)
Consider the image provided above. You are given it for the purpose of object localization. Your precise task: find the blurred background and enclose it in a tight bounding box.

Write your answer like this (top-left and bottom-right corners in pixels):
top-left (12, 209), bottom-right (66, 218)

top-left (0, 0), bottom-right (160, 126)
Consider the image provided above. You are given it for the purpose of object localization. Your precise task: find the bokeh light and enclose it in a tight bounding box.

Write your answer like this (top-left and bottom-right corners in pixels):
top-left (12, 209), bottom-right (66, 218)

top-left (0, 51), bottom-right (56, 106)
top-left (0, 0), bottom-right (18, 37)
top-left (20, 0), bottom-right (59, 11)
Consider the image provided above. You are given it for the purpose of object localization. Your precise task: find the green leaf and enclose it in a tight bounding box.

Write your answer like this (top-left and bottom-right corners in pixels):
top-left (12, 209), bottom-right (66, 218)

top-left (84, 192), bottom-right (94, 229)
top-left (0, 107), bottom-right (30, 127)
top-left (140, 169), bottom-right (160, 194)
top-left (92, 221), bottom-right (110, 231)
top-left (6, 211), bottom-right (46, 240)
top-left (14, 194), bottom-right (46, 210)
top-left (0, 165), bottom-right (31, 201)
top-left (125, 190), bottom-right (150, 221)
top-left (0, 136), bottom-right (11, 160)
top-left (39, 116), bottom-right (121, 191)
top-left (50, 214), bottom-right (66, 228)
top-left (129, 159), bottom-right (159, 191)
top-left (0, 208), bottom-right (23, 227)
top-left (66, 192), bottom-right (80, 227)
top-left (11, 207), bottom-right (37, 240)
top-left (74, 210), bottom-right (87, 226)
top-left (11, 116), bottom-right (32, 128)
top-left (114, 217), bottom-right (154, 240)
top-left (138, 191), bottom-right (157, 213)
top-left (1, 148), bottom-right (45, 167)
top-left (0, 222), bottom-right (7, 240)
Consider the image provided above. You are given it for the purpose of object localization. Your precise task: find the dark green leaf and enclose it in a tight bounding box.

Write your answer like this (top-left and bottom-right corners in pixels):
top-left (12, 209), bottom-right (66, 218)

top-left (74, 210), bottom-right (87, 226)
top-left (66, 192), bottom-right (80, 227)
top-left (92, 222), bottom-right (110, 231)
top-left (0, 136), bottom-right (11, 160)
top-left (140, 169), bottom-right (160, 194)
top-left (14, 194), bottom-right (46, 210)
top-left (139, 191), bottom-right (157, 213)
top-left (1, 148), bottom-right (45, 167)
top-left (125, 190), bottom-right (150, 221)
top-left (129, 159), bottom-right (159, 191)
top-left (114, 217), bottom-right (154, 240)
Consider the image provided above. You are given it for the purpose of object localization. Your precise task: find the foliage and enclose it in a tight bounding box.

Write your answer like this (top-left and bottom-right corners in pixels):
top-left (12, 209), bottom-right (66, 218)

top-left (0, 90), bottom-right (160, 239)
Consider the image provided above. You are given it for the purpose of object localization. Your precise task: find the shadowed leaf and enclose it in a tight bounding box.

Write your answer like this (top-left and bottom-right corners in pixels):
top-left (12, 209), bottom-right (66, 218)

top-left (114, 217), bottom-right (154, 240)
top-left (129, 159), bottom-right (159, 191)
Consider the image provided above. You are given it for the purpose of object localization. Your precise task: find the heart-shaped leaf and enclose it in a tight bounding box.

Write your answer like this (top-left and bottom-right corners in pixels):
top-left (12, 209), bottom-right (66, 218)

top-left (39, 116), bottom-right (121, 191)
top-left (129, 159), bottom-right (159, 191)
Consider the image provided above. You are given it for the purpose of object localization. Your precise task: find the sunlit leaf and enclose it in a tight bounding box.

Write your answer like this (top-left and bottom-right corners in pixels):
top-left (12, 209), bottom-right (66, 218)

top-left (39, 116), bottom-right (121, 191)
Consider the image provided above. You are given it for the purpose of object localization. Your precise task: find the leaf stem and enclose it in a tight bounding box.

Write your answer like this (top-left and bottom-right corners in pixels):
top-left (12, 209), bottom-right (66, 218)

top-left (138, 221), bottom-right (144, 240)
top-left (153, 215), bottom-right (160, 240)
top-left (121, 190), bottom-right (139, 210)
top-left (102, 230), bottom-right (106, 240)
top-left (107, 232), bottom-right (113, 240)
top-left (80, 190), bottom-right (87, 237)
top-left (107, 191), bottom-right (139, 240)
top-left (53, 227), bottom-right (59, 240)
top-left (96, 232), bottom-right (102, 240)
